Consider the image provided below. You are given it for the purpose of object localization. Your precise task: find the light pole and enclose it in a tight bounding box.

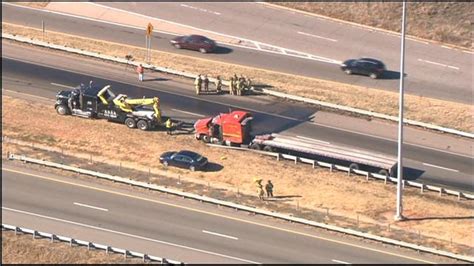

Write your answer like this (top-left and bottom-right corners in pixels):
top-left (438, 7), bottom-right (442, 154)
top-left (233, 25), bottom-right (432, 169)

top-left (395, 1), bottom-right (407, 221)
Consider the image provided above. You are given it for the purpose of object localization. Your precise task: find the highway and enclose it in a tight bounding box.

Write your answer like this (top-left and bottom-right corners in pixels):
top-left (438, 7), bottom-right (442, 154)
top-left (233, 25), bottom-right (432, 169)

top-left (2, 164), bottom-right (455, 263)
top-left (2, 2), bottom-right (472, 104)
top-left (2, 41), bottom-right (473, 192)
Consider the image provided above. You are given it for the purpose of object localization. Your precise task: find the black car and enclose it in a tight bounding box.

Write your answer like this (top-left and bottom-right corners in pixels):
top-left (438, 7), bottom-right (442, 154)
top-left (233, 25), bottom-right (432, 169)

top-left (340, 58), bottom-right (386, 79)
top-left (159, 150), bottom-right (208, 171)
top-left (170, 34), bottom-right (216, 53)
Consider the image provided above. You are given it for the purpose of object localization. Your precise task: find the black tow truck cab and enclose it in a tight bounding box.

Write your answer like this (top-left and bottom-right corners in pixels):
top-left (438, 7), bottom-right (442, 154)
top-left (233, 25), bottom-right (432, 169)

top-left (54, 83), bottom-right (159, 130)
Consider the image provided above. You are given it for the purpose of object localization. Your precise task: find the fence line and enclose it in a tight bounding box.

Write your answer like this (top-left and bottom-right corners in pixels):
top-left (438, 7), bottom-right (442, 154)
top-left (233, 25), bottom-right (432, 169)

top-left (2, 224), bottom-right (182, 264)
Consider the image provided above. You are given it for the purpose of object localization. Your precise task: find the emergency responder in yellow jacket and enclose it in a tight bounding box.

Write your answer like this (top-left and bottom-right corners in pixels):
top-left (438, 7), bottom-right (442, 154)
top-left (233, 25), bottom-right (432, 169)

top-left (195, 75), bottom-right (202, 95)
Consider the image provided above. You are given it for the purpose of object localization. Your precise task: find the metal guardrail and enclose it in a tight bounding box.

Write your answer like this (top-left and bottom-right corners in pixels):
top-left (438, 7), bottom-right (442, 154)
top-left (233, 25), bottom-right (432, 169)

top-left (2, 224), bottom-right (182, 264)
top-left (206, 144), bottom-right (474, 200)
top-left (7, 154), bottom-right (474, 263)
top-left (2, 33), bottom-right (473, 139)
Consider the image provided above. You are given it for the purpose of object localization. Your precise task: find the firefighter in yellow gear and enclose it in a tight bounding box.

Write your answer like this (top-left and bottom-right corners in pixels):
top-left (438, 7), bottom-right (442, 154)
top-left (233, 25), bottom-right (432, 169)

top-left (215, 75), bottom-right (222, 94)
top-left (166, 118), bottom-right (173, 135)
top-left (254, 178), bottom-right (264, 200)
top-left (229, 77), bottom-right (235, 95)
top-left (194, 75), bottom-right (202, 95)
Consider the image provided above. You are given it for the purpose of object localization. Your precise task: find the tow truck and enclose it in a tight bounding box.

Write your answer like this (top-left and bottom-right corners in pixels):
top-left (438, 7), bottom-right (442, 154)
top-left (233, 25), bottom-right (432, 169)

top-left (55, 83), bottom-right (162, 131)
top-left (194, 110), bottom-right (397, 176)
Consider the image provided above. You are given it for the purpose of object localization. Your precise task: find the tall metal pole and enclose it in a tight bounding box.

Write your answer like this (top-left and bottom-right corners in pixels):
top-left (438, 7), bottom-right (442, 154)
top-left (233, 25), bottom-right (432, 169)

top-left (395, 1), bottom-right (407, 221)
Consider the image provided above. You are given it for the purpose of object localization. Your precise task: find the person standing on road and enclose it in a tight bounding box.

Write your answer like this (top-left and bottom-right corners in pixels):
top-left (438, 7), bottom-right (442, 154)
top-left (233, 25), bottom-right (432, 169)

top-left (203, 75), bottom-right (209, 92)
top-left (229, 77), bottom-right (235, 95)
top-left (215, 75), bottom-right (222, 94)
top-left (166, 118), bottom-right (173, 135)
top-left (265, 180), bottom-right (274, 198)
top-left (136, 64), bottom-right (144, 82)
top-left (195, 74), bottom-right (202, 95)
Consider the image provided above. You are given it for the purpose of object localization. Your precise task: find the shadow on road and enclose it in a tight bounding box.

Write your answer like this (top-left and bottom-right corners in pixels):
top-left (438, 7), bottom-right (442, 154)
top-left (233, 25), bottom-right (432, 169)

top-left (143, 77), bottom-right (170, 82)
top-left (213, 46), bottom-right (233, 54)
top-left (379, 70), bottom-right (408, 80)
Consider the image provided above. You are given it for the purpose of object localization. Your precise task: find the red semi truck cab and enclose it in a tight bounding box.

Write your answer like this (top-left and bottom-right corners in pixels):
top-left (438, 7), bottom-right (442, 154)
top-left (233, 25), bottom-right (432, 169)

top-left (194, 110), bottom-right (253, 145)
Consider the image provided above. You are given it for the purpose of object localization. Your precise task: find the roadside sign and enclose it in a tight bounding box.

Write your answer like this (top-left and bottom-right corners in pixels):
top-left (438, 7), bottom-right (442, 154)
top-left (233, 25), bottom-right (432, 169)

top-left (146, 23), bottom-right (154, 36)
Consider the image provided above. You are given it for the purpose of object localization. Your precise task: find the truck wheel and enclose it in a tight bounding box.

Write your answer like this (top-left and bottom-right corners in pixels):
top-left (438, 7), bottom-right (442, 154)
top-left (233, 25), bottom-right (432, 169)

top-left (195, 134), bottom-right (202, 140)
top-left (137, 120), bottom-right (149, 131)
top-left (250, 143), bottom-right (261, 150)
top-left (349, 163), bottom-right (359, 171)
top-left (189, 165), bottom-right (196, 172)
top-left (378, 169), bottom-right (389, 177)
top-left (263, 146), bottom-right (274, 152)
top-left (125, 118), bottom-right (136, 128)
top-left (202, 135), bottom-right (211, 143)
top-left (56, 105), bottom-right (69, 115)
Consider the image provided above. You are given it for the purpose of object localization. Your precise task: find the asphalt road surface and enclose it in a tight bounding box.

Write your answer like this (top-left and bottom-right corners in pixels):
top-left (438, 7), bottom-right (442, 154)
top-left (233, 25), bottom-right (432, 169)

top-left (2, 164), bottom-right (457, 263)
top-left (2, 3), bottom-right (472, 104)
top-left (2, 41), bottom-right (473, 193)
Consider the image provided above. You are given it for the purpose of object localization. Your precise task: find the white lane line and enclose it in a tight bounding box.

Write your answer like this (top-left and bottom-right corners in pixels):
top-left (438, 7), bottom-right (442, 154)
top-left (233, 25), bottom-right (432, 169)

top-left (171, 109), bottom-right (205, 118)
top-left (73, 202), bottom-right (108, 212)
top-left (417, 59), bottom-right (459, 70)
top-left (202, 230), bottom-right (238, 240)
top-left (422, 163), bottom-right (459, 173)
top-left (2, 207), bottom-right (260, 264)
top-left (296, 135), bottom-right (330, 145)
top-left (297, 31), bottom-right (338, 42)
top-left (51, 82), bottom-right (73, 88)
top-left (180, 3), bottom-right (221, 15)
top-left (332, 259), bottom-right (351, 264)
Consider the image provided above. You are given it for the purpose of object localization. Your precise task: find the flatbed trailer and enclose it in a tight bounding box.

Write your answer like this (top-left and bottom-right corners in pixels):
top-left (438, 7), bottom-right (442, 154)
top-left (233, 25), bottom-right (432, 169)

top-left (250, 133), bottom-right (397, 176)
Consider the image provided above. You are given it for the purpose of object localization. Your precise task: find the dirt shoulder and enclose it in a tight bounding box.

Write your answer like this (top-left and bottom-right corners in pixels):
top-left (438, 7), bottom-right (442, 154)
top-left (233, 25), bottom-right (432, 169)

top-left (2, 22), bottom-right (472, 133)
top-left (2, 95), bottom-right (473, 259)
top-left (1, 231), bottom-right (142, 264)
top-left (271, 2), bottom-right (473, 50)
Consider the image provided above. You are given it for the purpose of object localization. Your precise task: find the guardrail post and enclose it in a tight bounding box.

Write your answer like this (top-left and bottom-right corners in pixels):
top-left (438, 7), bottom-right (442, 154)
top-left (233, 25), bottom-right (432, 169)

top-left (70, 238), bottom-right (76, 246)
top-left (420, 184), bottom-right (424, 193)
top-left (143, 254), bottom-right (149, 262)
top-left (276, 153), bottom-right (280, 161)
top-left (161, 258), bottom-right (168, 264)
top-left (124, 250), bottom-right (129, 259)
top-left (457, 192), bottom-right (461, 201)
top-left (106, 246), bottom-right (111, 254)
top-left (294, 157), bottom-right (297, 164)
top-left (366, 172), bottom-right (370, 181)
top-left (15, 226), bottom-right (20, 235)
top-left (33, 230), bottom-right (38, 239)
top-left (329, 164), bottom-right (333, 172)
top-left (312, 161), bottom-right (315, 169)
top-left (439, 188), bottom-right (444, 196)
top-left (51, 234), bottom-right (56, 243)
top-left (384, 175), bottom-right (387, 184)
top-left (88, 242), bottom-right (94, 250)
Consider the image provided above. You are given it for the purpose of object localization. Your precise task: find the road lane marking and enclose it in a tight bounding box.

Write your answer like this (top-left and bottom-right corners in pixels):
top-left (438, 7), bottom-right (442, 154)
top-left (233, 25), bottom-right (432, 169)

top-left (2, 168), bottom-right (436, 264)
top-left (422, 163), bottom-right (459, 173)
top-left (297, 31), bottom-right (338, 42)
top-left (180, 4), bottom-right (221, 15)
top-left (417, 59), bottom-right (459, 70)
top-left (73, 202), bottom-right (108, 212)
top-left (202, 230), bottom-right (238, 240)
top-left (171, 109), bottom-right (205, 117)
top-left (51, 82), bottom-right (73, 88)
top-left (296, 135), bottom-right (330, 145)
top-left (2, 207), bottom-right (259, 264)
top-left (332, 259), bottom-right (351, 264)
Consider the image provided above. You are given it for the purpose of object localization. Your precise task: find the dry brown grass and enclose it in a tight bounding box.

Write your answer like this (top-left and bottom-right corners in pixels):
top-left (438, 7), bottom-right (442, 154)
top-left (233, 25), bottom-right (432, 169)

top-left (273, 2), bottom-right (473, 49)
top-left (2, 22), bottom-right (473, 133)
top-left (2, 95), bottom-right (473, 255)
top-left (1, 231), bottom-right (140, 264)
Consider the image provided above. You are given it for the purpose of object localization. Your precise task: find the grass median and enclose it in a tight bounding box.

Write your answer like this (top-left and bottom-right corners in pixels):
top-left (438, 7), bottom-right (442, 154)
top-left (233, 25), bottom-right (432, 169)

top-left (2, 22), bottom-right (472, 133)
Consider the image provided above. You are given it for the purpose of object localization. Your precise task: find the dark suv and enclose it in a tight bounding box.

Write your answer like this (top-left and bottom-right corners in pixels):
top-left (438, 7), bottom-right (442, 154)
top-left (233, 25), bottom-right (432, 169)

top-left (340, 58), bottom-right (386, 79)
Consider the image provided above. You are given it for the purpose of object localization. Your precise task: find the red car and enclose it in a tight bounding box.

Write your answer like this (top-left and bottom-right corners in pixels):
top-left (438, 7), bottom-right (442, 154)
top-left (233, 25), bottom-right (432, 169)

top-left (170, 34), bottom-right (216, 53)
